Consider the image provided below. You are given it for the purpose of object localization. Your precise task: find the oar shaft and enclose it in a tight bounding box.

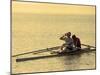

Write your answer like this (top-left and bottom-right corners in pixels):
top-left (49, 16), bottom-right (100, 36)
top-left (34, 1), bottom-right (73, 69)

top-left (81, 44), bottom-right (96, 48)
top-left (12, 46), bottom-right (60, 57)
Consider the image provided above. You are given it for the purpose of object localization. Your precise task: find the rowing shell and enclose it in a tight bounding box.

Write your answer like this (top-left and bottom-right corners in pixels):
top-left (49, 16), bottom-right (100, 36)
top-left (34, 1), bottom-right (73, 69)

top-left (16, 47), bottom-right (95, 62)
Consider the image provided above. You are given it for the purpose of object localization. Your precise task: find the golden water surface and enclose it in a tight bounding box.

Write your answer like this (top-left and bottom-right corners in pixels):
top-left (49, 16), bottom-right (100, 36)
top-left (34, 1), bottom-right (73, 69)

top-left (12, 1), bottom-right (96, 74)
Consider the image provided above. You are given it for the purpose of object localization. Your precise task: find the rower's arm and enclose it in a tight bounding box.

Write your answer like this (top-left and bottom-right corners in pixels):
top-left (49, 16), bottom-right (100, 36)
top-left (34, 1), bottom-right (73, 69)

top-left (59, 35), bottom-right (66, 40)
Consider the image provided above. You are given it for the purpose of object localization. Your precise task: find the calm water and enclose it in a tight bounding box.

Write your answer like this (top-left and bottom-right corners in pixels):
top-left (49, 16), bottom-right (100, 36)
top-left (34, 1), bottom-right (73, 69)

top-left (12, 13), bottom-right (96, 74)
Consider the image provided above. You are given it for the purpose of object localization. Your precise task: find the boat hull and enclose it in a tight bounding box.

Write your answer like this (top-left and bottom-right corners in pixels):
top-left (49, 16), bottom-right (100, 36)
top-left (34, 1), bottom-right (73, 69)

top-left (16, 48), bottom-right (95, 62)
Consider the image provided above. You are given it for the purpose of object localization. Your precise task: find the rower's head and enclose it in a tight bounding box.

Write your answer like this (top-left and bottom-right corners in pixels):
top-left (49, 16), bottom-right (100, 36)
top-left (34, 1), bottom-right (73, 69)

top-left (72, 35), bottom-right (76, 39)
top-left (66, 32), bottom-right (71, 37)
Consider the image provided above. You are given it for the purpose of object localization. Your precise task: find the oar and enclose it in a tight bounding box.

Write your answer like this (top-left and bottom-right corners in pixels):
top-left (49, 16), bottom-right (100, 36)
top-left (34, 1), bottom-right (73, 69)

top-left (81, 44), bottom-right (96, 48)
top-left (12, 44), bottom-right (95, 57)
top-left (12, 46), bottom-right (60, 57)
top-left (32, 47), bottom-right (59, 54)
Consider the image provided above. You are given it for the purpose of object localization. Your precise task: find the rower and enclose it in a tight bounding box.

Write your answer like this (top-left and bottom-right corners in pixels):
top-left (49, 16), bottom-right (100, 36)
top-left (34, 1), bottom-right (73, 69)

top-left (72, 35), bottom-right (81, 50)
top-left (59, 32), bottom-right (73, 52)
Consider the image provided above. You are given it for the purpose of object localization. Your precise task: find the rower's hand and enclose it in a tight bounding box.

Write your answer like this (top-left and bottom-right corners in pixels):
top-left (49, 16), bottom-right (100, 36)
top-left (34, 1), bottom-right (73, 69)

top-left (60, 35), bottom-right (66, 40)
